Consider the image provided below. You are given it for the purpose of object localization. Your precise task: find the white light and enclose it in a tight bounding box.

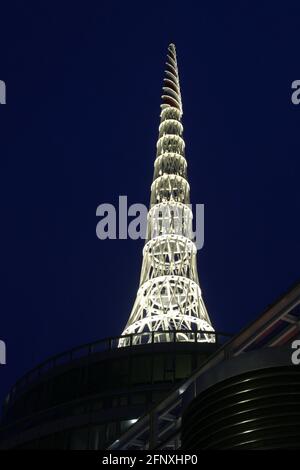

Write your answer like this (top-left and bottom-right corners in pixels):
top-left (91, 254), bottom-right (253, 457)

top-left (129, 419), bottom-right (138, 425)
top-left (119, 45), bottom-right (215, 347)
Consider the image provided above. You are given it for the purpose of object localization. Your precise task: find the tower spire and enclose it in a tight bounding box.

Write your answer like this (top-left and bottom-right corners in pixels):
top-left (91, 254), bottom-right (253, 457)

top-left (120, 44), bottom-right (215, 346)
top-left (161, 44), bottom-right (182, 115)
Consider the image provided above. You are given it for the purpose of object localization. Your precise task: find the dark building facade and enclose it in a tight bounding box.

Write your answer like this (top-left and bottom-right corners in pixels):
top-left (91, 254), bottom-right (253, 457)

top-left (1, 282), bottom-right (300, 450)
top-left (0, 335), bottom-right (223, 449)
top-left (109, 282), bottom-right (300, 450)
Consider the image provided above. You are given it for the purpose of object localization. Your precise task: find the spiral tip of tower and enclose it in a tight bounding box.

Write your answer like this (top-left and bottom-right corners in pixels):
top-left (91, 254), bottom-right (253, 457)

top-left (161, 43), bottom-right (182, 115)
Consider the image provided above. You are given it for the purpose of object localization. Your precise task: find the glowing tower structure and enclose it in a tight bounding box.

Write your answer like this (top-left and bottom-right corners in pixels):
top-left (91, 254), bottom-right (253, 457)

top-left (120, 44), bottom-right (214, 346)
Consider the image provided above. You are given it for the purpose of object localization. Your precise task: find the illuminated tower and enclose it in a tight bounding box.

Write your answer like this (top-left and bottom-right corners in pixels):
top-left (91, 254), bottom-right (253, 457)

top-left (120, 44), bottom-right (214, 346)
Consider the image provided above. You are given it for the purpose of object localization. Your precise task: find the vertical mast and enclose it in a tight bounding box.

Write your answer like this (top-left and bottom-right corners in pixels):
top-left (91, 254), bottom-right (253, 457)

top-left (120, 44), bottom-right (214, 346)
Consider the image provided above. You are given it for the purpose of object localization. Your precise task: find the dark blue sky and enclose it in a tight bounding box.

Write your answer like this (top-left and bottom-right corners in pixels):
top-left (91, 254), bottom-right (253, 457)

top-left (1, 1), bottom-right (300, 405)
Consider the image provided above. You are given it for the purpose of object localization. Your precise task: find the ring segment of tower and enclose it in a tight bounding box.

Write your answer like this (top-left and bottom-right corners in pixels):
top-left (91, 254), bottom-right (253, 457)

top-left (120, 44), bottom-right (215, 346)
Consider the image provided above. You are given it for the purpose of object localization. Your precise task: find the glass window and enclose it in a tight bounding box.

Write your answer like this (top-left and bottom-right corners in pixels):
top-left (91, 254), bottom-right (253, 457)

top-left (92, 399), bottom-right (104, 411)
top-left (112, 395), bottom-right (128, 407)
top-left (131, 393), bottom-right (147, 405)
top-left (153, 355), bottom-right (164, 382)
top-left (120, 395), bottom-right (128, 406)
top-left (71, 403), bottom-right (87, 415)
top-left (19, 439), bottom-right (39, 449)
top-left (112, 397), bottom-right (119, 407)
top-left (175, 354), bottom-right (191, 379)
top-left (152, 391), bottom-right (167, 403)
top-left (106, 422), bottom-right (117, 442)
top-left (153, 354), bottom-right (174, 382)
top-left (131, 356), bottom-right (151, 384)
top-left (110, 358), bottom-right (129, 387)
top-left (53, 432), bottom-right (67, 449)
top-left (38, 435), bottom-right (54, 449)
top-left (69, 427), bottom-right (89, 450)
top-left (89, 425), bottom-right (105, 450)
top-left (88, 362), bottom-right (107, 392)
top-left (51, 368), bottom-right (81, 405)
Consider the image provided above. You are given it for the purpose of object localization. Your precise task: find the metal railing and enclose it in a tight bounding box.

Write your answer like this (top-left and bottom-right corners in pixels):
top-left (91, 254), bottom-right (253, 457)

top-left (108, 284), bottom-right (300, 450)
top-left (4, 330), bottom-right (230, 408)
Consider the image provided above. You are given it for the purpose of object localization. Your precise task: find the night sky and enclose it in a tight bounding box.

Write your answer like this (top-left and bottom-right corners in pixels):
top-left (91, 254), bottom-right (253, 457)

top-left (1, 1), bottom-right (300, 407)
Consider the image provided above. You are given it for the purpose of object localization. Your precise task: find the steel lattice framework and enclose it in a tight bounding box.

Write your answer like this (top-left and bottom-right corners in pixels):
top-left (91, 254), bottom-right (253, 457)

top-left (120, 44), bottom-right (215, 346)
